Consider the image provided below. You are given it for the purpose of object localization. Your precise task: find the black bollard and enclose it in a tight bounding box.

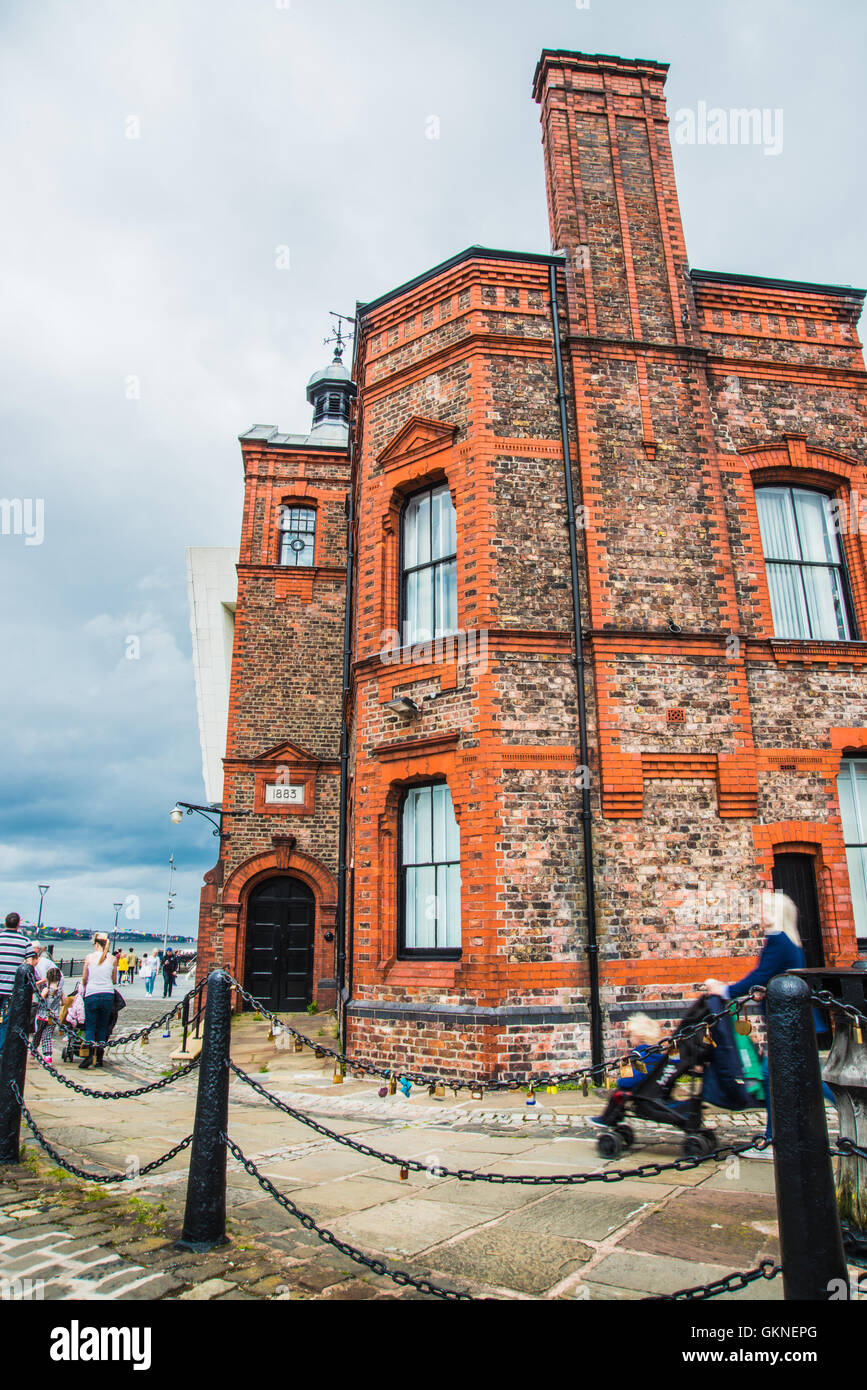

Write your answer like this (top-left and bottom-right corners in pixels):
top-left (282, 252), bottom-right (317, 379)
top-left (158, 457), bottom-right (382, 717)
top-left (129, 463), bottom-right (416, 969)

top-left (0, 966), bottom-right (34, 1164)
top-left (177, 970), bottom-right (231, 1251)
top-left (767, 974), bottom-right (848, 1300)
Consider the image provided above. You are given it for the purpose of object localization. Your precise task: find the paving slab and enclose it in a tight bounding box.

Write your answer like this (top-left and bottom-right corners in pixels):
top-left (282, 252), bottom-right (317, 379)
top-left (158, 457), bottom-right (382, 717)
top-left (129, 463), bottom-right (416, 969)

top-left (587, 1250), bottom-right (732, 1296)
top-left (420, 1177), bottom-right (541, 1212)
top-left (287, 1175), bottom-right (404, 1217)
top-left (246, 1148), bottom-right (368, 1185)
top-left (620, 1188), bottom-right (780, 1265)
top-left (501, 1189), bottom-right (653, 1242)
top-left (177, 1278), bottom-right (237, 1300)
top-left (327, 1197), bottom-right (486, 1256)
top-left (425, 1227), bottom-right (593, 1295)
top-left (701, 1160), bottom-right (778, 1195)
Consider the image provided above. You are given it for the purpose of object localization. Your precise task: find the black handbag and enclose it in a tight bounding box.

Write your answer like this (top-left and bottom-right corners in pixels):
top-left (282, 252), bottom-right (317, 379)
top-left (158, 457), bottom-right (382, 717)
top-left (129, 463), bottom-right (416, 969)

top-left (113, 990), bottom-right (126, 1011)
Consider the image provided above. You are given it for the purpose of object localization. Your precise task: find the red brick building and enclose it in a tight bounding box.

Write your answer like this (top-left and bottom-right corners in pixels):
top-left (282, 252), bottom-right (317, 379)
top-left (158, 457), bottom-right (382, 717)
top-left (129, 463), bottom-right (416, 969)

top-left (192, 49), bottom-right (867, 1079)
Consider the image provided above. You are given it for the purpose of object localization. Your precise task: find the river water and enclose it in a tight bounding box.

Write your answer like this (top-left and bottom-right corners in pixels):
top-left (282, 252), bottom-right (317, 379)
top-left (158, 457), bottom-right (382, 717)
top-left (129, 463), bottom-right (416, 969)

top-left (32, 936), bottom-right (196, 965)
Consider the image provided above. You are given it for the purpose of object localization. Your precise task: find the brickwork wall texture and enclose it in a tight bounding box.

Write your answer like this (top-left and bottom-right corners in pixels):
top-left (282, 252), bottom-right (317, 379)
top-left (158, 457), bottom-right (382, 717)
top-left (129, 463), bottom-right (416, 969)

top-left (197, 46), bottom-right (867, 1080)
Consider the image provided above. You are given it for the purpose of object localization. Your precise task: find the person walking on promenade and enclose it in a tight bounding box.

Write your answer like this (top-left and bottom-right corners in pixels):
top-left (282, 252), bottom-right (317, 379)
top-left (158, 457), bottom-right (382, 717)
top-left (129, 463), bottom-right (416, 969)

top-left (117, 951), bottom-right (129, 984)
top-left (79, 933), bottom-right (117, 1070)
top-left (0, 913), bottom-right (33, 1054)
top-left (33, 967), bottom-right (63, 1062)
top-left (142, 953), bottom-right (158, 994)
top-left (161, 949), bottom-right (177, 999)
top-left (126, 949), bottom-right (137, 983)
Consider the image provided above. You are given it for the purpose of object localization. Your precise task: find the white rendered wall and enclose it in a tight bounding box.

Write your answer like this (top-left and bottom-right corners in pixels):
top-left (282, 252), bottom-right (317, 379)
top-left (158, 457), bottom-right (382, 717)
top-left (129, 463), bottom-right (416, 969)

top-left (186, 547), bottom-right (237, 804)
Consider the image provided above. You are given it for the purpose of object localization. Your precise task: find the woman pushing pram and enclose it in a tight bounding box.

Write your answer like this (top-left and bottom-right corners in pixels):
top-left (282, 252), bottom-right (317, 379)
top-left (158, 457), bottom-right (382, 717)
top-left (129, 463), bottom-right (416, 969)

top-left (588, 890), bottom-right (828, 1161)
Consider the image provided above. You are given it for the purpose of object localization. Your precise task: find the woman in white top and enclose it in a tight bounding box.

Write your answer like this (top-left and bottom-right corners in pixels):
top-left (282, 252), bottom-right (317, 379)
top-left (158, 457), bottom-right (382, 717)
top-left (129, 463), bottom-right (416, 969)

top-left (79, 932), bottom-right (117, 1069)
top-left (142, 952), bottom-right (158, 994)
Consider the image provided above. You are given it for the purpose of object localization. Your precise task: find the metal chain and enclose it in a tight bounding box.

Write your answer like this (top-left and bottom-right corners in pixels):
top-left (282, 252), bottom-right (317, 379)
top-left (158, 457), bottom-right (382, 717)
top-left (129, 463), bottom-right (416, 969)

top-left (103, 997), bottom-right (188, 1047)
top-left (832, 1137), bottom-right (867, 1162)
top-left (20, 1030), bottom-right (200, 1098)
top-left (223, 1135), bottom-right (472, 1300)
top-left (12, 1082), bottom-right (193, 1184)
top-left (226, 973), bottom-right (748, 1093)
top-left (646, 1258), bottom-right (781, 1302)
top-left (229, 1059), bottom-right (770, 1183)
top-left (25, 970), bottom-right (189, 1049)
top-left (809, 989), bottom-right (867, 1029)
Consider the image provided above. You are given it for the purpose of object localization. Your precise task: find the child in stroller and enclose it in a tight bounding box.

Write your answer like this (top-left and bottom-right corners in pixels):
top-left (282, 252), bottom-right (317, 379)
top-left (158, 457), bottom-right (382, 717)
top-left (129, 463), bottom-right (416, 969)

top-left (59, 979), bottom-right (123, 1062)
top-left (60, 982), bottom-right (86, 1062)
top-left (591, 994), bottom-right (751, 1160)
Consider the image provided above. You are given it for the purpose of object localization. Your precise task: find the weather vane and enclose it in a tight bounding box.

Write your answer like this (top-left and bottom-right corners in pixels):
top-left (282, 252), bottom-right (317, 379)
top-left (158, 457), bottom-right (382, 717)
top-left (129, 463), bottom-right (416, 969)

top-left (324, 311), bottom-right (355, 361)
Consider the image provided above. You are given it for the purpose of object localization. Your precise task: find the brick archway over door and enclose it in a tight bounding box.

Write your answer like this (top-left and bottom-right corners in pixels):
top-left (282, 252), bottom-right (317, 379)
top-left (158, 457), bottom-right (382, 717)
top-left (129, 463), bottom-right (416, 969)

top-left (221, 847), bottom-right (338, 1008)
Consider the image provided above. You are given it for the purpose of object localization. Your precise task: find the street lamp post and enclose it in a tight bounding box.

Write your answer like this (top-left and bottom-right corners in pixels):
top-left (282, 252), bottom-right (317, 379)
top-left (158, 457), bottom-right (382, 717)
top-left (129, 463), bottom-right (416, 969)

top-left (36, 885), bottom-right (50, 934)
top-left (163, 855), bottom-right (177, 954)
top-left (111, 902), bottom-right (123, 954)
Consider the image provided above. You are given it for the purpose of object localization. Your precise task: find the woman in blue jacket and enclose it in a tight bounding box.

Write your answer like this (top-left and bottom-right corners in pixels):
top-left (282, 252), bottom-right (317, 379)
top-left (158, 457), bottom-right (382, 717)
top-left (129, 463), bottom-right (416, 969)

top-left (703, 890), bottom-right (831, 1156)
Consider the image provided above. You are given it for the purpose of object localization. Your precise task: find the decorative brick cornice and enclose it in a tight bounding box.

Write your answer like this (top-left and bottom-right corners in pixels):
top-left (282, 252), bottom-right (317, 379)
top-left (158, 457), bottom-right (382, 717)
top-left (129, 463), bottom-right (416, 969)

top-left (370, 731), bottom-right (461, 762)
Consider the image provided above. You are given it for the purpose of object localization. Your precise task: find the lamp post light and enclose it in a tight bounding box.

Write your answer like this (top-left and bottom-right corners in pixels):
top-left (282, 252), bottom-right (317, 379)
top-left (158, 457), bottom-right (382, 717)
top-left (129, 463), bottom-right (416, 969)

top-left (36, 885), bottom-right (50, 934)
top-left (170, 802), bottom-right (252, 842)
top-left (111, 902), bottom-right (123, 954)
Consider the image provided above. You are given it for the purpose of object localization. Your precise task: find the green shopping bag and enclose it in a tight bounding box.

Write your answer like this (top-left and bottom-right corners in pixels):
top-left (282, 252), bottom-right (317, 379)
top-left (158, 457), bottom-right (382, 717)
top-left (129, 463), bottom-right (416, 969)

top-left (733, 1028), bottom-right (765, 1104)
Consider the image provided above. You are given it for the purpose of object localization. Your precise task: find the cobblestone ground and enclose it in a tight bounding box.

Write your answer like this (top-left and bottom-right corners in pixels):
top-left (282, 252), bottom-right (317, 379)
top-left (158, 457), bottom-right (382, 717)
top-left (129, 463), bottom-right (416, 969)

top-left (0, 1005), bottom-right (845, 1302)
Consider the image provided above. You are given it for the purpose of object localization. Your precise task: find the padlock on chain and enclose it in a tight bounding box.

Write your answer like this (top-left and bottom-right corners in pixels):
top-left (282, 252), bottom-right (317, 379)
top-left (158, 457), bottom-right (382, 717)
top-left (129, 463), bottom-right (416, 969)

top-left (434, 1083), bottom-right (445, 1099)
top-left (619, 1059), bottom-right (633, 1081)
top-left (734, 1017), bottom-right (752, 1036)
top-left (388, 1076), bottom-right (397, 1096)
top-left (140, 1032), bottom-right (149, 1048)
top-left (399, 1166), bottom-right (409, 1181)
top-left (332, 1061), bottom-right (344, 1085)
top-left (854, 1021), bottom-right (864, 1046)
top-left (581, 1076), bottom-right (589, 1096)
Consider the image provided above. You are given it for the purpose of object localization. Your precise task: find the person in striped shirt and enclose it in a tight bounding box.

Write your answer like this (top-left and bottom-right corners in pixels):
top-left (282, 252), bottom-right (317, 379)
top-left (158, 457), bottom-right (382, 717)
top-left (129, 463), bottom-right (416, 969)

top-left (0, 912), bottom-right (34, 1054)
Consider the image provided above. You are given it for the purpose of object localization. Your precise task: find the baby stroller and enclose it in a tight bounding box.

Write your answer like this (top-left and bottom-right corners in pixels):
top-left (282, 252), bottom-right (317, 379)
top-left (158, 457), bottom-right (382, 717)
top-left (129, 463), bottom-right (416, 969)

top-left (60, 984), bottom-right (86, 1062)
top-left (594, 994), bottom-right (750, 1160)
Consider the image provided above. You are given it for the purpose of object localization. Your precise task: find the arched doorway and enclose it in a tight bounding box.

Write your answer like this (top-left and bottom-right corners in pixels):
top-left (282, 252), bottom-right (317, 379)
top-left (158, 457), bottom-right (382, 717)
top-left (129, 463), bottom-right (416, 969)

top-left (244, 876), bottom-right (315, 1011)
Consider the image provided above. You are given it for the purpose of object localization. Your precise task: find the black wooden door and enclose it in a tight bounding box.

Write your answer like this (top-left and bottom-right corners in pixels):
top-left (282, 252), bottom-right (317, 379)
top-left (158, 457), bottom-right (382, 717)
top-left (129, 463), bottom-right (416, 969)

top-left (772, 853), bottom-right (825, 969)
top-left (245, 877), bottom-right (315, 1012)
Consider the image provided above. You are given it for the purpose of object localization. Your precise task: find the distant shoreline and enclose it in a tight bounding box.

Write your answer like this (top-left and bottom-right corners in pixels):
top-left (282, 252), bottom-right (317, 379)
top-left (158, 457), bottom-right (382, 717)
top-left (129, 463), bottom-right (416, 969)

top-left (28, 931), bottom-right (196, 946)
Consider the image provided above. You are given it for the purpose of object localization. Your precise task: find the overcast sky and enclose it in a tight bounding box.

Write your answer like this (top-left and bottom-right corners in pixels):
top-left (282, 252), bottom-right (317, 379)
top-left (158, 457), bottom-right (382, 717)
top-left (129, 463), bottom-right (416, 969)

top-left (1, 0), bottom-right (864, 939)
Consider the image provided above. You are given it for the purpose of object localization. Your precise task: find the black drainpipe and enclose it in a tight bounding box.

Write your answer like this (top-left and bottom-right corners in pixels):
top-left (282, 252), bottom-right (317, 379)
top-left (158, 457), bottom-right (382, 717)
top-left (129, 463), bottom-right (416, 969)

top-left (549, 260), bottom-right (603, 1069)
top-left (335, 430), bottom-right (355, 1048)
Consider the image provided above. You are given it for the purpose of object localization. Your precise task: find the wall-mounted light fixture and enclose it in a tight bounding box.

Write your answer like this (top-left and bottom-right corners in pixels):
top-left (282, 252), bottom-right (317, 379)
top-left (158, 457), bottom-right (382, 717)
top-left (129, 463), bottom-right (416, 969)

top-left (384, 696), bottom-right (420, 718)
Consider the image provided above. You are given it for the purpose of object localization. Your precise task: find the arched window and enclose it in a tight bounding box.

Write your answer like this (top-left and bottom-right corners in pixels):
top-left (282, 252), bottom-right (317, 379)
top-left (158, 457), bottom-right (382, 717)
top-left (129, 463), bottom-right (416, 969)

top-left (837, 759), bottom-right (867, 947)
top-left (755, 486), bottom-right (854, 640)
top-left (279, 506), bottom-right (316, 567)
top-left (401, 483), bottom-right (457, 645)
top-left (399, 782), bottom-right (461, 957)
